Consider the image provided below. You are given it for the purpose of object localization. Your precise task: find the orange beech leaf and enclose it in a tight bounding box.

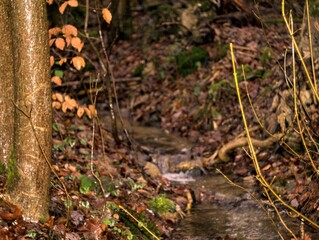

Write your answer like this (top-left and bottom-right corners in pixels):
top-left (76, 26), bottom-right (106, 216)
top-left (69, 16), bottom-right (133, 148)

top-left (47, 0), bottom-right (54, 5)
top-left (52, 93), bottom-right (57, 101)
top-left (62, 102), bottom-right (68, 112)
top-left (55, 93), bottom-right (64, 102)
top-left (78, 42), bottom-right (84, 52)
top-left (102, 8), bottom-right (112, 24)
top-left (88, 105), bottom-right (97, 117)
top-left (59, 2), bottom-right (68, 14)
top-left (55, 37), bottom-right (65, 50)
top-left (64, 95), bottom-right (78, 110)
top-left (71, 56), bottom-right (85, 70)
top-left (50, 56), bottom-right (55, 67)
top-left (84, 107), bottom-right (92, 119)
top-left (62, 24), bottom-right (78, 37)
top-left (59, 57), bottom-right (67, 66)
top-left (49, 39), bottom-right (55, 47)
top-left (77, 107), bottom-right (85, 118)
top-left (49, 27), bottom-right (61, 39)
top-left (71, 37), bottom-right (84, 52)
top-left (51, 76), bottom-right (62, 86)
top-left (52, 101), bottom-right (62, 109)
top-left (65, 36), bottom-right (72, 46)
top-left (67, 0), bottom-right (78, 7)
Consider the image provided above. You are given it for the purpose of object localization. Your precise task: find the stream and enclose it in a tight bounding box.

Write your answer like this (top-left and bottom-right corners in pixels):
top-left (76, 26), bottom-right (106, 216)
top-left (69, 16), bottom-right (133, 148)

top-left (101, 111), bottom-right (319, 239)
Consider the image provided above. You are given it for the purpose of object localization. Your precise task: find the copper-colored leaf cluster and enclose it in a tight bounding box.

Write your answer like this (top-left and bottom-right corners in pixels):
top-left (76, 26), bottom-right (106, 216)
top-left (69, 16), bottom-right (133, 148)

top-left (52, 94), bottom-right (96, 119)
top-left (49, 24), bottom-right (85, 69)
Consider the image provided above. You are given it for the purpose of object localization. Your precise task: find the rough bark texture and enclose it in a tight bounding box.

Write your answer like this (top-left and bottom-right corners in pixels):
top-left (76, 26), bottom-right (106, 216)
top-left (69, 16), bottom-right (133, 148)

top-left (9, 0), bottom-right (51, 222)
top-left (110, 0), bottom-right (132, 41)
top-left (0, 0), bottom-right (14, 167)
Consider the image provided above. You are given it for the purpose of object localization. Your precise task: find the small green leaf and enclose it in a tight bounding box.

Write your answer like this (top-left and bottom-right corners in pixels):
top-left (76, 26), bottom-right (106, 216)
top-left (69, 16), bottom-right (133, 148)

top-left (54, 69), bottom-right (64, 78)
top-left (52, 123), bottom-right (59, 131)
top-left (79, 175), bottom-right (96, 194)
top-left (81, 200), bottom-right (90, 208)
top-left (103, 218), bottom-right (115, 227)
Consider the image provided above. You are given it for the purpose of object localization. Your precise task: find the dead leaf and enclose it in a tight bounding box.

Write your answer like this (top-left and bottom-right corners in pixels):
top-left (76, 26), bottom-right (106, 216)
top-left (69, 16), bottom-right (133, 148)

top-left (47, 0), bottom-right (54, 5)
top-left (77, 107), bottom-right (85, 118)
top-left (67, 0), bottom-right (78, 7)
top-left (102, 8), bottom-right (112, 24)
top-left (71, 37), bottom-right (84, 52)
top-left (63, 37), bottom-right (71, 47)
top-left (84, 107), bottom-right (92, 119)
top-left (51, 76), bottom-right (62, 86)
top-left (65, 232), bottom-right (81, 240)
top-left (59, 57), bottom-right (67, 66)
top-left (50, 56), bottom-right (55, 67)
top-left (52, 101), bottom-right (62, 109)
top-left (59, 2), bottom-right (68, 14)
top-left (55, 37), bottom-right (65, 50)
top-left (49, 27), bottom-right (61, 38)
top-left (49, 39), bottom-right (55, 47)
top-left (88, 105), bottom-right (97, 117)
top-left (71, 56), bottom-right (85, 70)
top-left (62, 24), bottom-right (78, 37)
top-left (70, 210), bottom-right (84, 226)
top-left (62, 95), bottom-right (78, 112)
top-left (55, 93), bottom-right (64, 103)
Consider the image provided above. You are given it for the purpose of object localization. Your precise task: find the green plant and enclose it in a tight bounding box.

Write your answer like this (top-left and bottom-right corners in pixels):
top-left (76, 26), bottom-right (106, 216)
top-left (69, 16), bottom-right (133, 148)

top-left (176, 46), bottom-right (209, 76)
top-left (148, 195), bottom-right (175, 214)
top-left (127, 178), bottom-right (144, 192)
top-left (79, 175), bottom-right (96, 194)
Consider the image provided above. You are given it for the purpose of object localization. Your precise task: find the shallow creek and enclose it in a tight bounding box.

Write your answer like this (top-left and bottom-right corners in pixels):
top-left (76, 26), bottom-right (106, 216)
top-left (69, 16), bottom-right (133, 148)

top-left (101, 112), bottom-right (318, 239)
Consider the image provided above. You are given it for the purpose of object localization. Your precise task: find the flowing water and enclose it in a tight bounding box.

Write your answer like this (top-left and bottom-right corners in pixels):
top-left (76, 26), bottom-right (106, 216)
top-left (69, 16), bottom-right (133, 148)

top-left (101, 112), bottom-right (319, 239)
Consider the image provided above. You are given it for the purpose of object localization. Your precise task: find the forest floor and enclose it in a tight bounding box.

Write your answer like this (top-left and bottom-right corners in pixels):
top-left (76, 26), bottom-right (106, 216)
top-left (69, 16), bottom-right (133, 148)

top-left (1, 1), bottom-right (319, 239)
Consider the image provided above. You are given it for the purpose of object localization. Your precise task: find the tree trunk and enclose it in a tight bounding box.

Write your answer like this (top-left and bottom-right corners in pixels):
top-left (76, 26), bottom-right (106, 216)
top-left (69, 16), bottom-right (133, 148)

top-left (0, 0), bottom-right (14, 168)
top-left (8, 0), bottom-right (52, 222)
top-left (109, 0), bottom-right (132, 41)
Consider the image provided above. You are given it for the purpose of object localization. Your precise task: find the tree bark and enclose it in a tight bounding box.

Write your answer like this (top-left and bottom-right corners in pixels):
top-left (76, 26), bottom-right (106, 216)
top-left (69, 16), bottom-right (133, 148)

top-left (110, 0), bottom-right (132, 41)
top-left (0, 0), bottom-right (14, 168)
top-left (8, 0), bottom-right (52, 222)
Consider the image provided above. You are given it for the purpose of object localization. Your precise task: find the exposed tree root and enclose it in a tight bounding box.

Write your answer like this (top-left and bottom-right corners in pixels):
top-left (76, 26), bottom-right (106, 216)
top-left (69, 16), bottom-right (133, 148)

top-left (218, 133), bottom-right (284, 162)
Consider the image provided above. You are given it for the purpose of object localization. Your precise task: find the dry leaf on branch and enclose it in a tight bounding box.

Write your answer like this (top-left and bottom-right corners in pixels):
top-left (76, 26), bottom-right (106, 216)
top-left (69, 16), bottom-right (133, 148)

top-left (49, 39), bottom-right (55, 47)
top-left (52, 93), bottom-right (64, 103)
top-left (62, 95), bottom-right (78, 112)
top-left (71, 37), bottom-right (84, 52)
top-left (51, 76), bottom-right (62, 86)
top-left (102, 8), bottom-right (112, 24)
top-left (67, 0), bottom-right (78, 7)
top-left (49, 27), bottom-right (61, 39)
top-left (59, 2), bottom-right (68, 14)
top-left (55, 37), bottom-right (65, 50)
top-left (50, 56), bottom-right (55, 67)
top-left (88, 105), bottom-right (97, 117)
top-left (84, 107), bottom-right (92, 119)
top-left (52, 101), bottom-right (62, 109)
top-left (77, 107), bottom-right (85, 118)
top-left (62, 24), bottom-right (78, 37)
top-left (71, 56), bottom-right (85, 70)
top-left (59, 57), bottom-right (67, 66)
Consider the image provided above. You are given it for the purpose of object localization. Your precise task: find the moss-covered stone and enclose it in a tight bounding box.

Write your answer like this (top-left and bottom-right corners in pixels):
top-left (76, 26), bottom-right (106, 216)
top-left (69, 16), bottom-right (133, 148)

top-left (148, 194), bottom-right (176, 214)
